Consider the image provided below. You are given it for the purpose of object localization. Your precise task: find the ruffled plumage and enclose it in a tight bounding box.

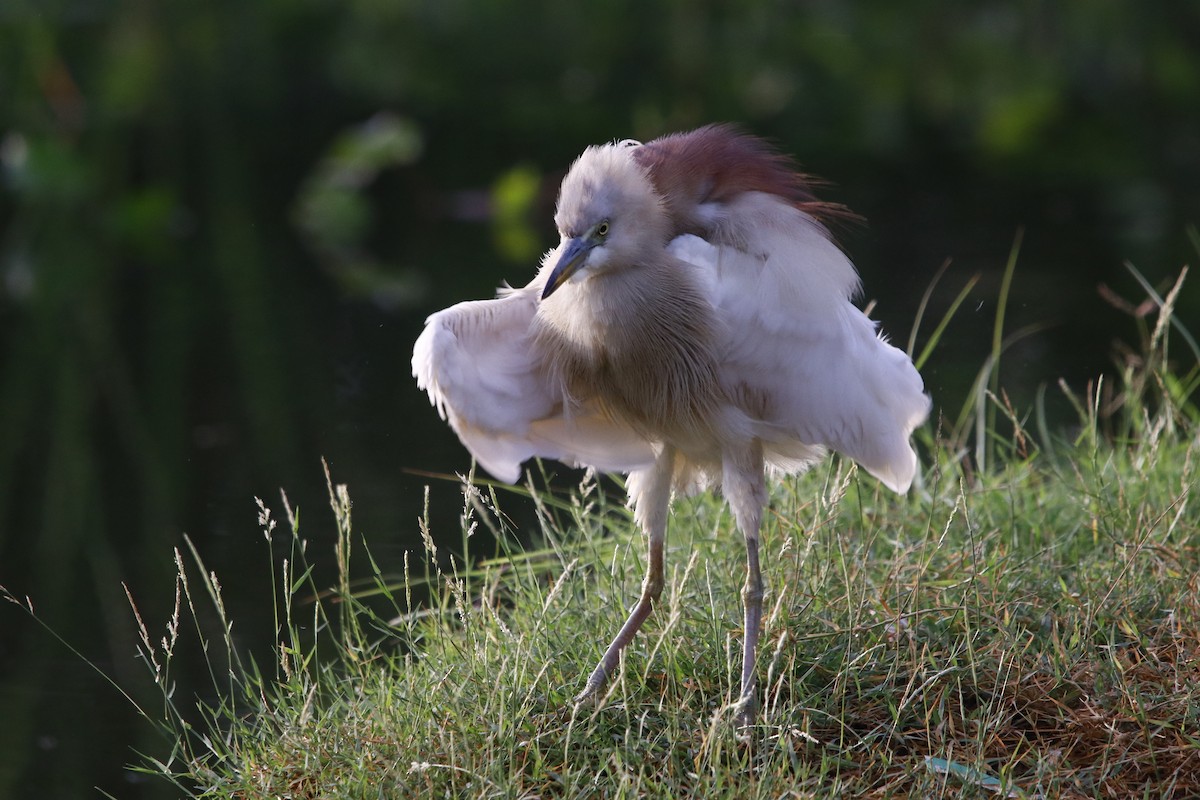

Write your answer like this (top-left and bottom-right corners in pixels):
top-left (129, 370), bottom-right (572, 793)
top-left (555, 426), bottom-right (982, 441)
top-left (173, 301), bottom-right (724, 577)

top-left (413, 128), bottom-right (929, 495)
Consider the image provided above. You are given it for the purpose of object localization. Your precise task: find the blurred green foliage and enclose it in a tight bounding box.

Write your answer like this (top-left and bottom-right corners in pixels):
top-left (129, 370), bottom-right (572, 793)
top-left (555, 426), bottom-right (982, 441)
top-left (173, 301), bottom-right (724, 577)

top-left (1, 0), bottom-right (1198, 797)
top-left (294, 112), bottom-right (427, 304)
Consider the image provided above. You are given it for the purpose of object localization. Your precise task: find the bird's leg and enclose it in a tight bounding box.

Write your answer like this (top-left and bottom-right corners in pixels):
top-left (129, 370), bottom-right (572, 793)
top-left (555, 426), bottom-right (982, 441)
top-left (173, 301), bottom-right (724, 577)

top-left (575, 446), bottom-right (675, 706)
top-left (723, 440), bottom-right (767, 727)
top-left (737, 532), bottom-right (764, 726)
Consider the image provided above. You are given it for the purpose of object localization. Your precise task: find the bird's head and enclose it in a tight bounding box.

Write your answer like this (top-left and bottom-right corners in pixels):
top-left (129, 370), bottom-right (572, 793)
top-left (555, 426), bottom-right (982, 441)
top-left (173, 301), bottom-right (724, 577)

top-left (542, 142), bottom-right (669, 300)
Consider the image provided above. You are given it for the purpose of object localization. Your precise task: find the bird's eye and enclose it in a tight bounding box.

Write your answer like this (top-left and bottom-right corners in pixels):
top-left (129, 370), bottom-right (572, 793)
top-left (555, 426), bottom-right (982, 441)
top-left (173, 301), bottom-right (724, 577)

top-left (596, 221), bottom-right (610, 238)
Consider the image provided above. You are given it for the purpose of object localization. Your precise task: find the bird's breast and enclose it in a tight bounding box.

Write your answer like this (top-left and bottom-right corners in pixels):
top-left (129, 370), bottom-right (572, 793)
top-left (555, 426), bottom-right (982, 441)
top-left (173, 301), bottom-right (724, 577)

top-left (533, 268), bottom-right (725, 442)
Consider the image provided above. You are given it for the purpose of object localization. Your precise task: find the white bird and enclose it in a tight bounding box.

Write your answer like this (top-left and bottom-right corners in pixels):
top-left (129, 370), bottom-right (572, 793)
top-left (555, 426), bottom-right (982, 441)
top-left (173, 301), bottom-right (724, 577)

top-left (412, 124), bottom-right (930, 725)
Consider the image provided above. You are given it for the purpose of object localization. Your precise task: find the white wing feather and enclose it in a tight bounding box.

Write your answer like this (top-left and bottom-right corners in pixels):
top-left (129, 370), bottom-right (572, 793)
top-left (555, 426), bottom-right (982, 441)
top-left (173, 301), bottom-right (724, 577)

top-left (670, 193), bottom-right (930, 493)
top-left (412, 286), bottom-right (656, 482)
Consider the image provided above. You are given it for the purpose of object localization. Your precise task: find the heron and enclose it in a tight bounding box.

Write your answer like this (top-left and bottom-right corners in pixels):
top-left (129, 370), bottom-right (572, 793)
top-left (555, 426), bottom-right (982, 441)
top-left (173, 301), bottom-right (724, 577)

top-left (412, 124), bottom-right (930, 725)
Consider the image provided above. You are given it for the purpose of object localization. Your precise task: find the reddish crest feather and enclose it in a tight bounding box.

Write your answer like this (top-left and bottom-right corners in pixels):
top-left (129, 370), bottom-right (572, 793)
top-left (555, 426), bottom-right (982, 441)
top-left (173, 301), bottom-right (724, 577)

top-left (632, 124), bottom-right (857, 237)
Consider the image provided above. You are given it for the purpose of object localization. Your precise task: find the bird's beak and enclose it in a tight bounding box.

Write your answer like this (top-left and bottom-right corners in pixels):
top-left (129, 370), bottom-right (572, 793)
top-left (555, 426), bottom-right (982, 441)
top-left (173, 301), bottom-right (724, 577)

top-left (542, 237), bottom-right (595, 299)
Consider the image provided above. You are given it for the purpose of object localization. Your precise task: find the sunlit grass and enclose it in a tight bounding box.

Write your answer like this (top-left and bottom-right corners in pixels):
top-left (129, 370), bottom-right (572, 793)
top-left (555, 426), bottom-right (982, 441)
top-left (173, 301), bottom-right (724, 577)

top-left (127, 414), bottom-right (1199, 799)
top-left (5, 269), bottom-right (1198, 798)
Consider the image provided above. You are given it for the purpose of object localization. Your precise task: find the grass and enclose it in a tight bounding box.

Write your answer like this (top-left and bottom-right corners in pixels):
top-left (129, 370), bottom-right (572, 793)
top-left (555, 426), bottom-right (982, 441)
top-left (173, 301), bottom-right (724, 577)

top-left (7, 269), bottom-right (1199, 799)
top-left (143, 429), bottom-right (1199, 799)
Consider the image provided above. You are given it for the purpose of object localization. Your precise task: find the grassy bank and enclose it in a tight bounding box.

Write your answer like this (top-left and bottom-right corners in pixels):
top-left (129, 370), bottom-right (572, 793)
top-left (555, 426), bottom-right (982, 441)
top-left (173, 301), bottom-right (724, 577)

top-left (137, 392), bottom-right (1199, 794)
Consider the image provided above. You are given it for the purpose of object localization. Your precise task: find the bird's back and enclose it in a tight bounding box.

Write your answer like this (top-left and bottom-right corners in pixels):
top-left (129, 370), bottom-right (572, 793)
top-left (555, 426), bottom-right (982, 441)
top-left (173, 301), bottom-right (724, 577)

top-left (632, 124), bottom-right (855, 245)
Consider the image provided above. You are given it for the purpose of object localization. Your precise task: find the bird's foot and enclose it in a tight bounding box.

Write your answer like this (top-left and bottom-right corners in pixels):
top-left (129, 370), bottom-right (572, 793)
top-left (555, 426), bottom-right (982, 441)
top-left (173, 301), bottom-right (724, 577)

top-left (573, 665), bottom-right (609, 708)
top-left (733, 692), bottom-right (759, 729)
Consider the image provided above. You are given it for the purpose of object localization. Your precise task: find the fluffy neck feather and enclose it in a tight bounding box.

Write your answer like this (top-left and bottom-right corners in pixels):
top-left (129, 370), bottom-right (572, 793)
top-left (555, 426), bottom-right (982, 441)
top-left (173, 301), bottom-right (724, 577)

top-left (534, 258), bottom-right (722, 440)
